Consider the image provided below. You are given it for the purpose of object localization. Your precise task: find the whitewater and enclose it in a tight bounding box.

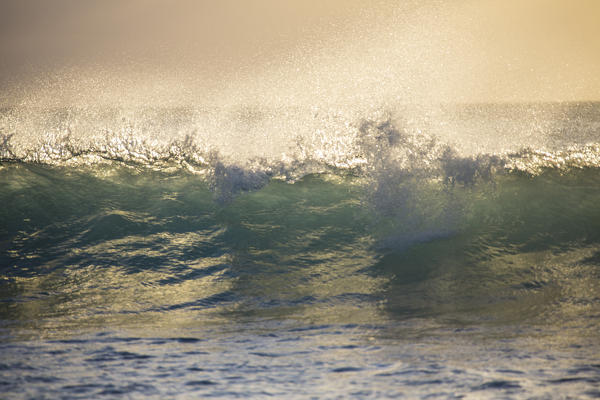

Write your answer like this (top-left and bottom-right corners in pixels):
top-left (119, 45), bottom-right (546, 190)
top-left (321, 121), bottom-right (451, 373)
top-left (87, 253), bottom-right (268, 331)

top-left (1, 101), bottom-right (600, 398)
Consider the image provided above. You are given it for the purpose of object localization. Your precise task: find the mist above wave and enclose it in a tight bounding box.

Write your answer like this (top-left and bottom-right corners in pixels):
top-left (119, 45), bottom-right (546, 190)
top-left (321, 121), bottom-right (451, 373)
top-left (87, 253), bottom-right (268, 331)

top-left (1, 103), bottom-right (599, 200)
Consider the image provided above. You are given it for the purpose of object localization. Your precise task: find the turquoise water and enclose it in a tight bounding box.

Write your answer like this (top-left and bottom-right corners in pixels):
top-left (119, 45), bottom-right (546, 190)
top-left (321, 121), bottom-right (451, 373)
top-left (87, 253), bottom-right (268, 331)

top-left (1, 104), bottom-right (600, 398)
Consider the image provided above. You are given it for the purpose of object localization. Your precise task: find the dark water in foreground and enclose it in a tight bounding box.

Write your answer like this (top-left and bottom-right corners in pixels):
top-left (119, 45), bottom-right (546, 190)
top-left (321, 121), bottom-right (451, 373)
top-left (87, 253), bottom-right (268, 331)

top-left (1, 104), bottom-right (600, 398)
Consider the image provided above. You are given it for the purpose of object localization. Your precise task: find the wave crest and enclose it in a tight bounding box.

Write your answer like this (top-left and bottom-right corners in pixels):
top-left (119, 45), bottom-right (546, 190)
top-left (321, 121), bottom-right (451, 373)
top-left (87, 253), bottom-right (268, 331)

top-left (2, 106), bottom-right (600, 200)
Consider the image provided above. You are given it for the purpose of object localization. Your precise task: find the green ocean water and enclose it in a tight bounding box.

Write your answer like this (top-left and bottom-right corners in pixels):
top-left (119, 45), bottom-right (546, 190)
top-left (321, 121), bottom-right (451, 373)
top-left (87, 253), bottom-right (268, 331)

top-left (1, 104), bottom-right (600, 398)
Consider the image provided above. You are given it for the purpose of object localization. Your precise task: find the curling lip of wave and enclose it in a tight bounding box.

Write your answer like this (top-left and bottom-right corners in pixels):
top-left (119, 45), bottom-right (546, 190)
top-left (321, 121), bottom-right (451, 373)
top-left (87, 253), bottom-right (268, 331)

top-left (2, 130), bottom-right (599, 181)
top-left (1, 107), bottom-right (600, 185)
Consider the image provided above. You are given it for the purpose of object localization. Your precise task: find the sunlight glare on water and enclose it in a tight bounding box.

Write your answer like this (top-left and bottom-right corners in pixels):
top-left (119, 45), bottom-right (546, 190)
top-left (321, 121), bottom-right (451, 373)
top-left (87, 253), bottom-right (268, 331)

top-left (1, 1), bottom-right (600, 398)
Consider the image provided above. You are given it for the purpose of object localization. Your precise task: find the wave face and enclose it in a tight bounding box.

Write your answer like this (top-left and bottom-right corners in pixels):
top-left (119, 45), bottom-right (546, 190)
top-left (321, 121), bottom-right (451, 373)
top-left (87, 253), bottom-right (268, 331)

top-left (2, 102), bottom-right (600, 398)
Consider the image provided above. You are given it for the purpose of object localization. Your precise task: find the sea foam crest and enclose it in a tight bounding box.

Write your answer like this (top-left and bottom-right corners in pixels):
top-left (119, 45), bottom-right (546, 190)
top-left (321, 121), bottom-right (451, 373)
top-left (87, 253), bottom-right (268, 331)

top-left (1, 107), bottom-right (600, 194)
top-left (505, 144), bottom-right (600, 175)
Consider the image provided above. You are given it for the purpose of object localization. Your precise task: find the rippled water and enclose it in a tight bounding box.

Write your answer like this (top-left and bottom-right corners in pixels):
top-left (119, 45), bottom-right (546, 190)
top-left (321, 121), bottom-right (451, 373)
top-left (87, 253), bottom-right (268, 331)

top-left (1, 103), bottom-right (600, 398)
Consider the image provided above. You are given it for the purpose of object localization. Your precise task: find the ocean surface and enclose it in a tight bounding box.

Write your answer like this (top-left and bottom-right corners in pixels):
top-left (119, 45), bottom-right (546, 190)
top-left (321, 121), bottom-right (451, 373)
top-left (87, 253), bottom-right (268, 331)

top-left (1, 103), bottom-right (600, 398)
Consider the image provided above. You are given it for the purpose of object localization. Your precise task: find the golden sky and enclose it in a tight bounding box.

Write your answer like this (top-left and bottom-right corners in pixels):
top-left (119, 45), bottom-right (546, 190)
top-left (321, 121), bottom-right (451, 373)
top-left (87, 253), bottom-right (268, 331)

top-left (1, 0), bottom-right (599, 106)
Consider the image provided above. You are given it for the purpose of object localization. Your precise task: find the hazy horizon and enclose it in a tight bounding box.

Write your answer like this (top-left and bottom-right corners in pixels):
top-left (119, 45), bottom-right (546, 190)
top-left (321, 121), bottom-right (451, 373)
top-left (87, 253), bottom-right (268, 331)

top-left (2, 0), bottom-right (599, 107)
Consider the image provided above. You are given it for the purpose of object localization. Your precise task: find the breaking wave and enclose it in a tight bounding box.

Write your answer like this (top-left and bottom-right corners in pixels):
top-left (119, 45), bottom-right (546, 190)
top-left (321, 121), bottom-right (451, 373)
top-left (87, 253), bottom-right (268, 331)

top-left (2, 105), bottom-right (600, 202)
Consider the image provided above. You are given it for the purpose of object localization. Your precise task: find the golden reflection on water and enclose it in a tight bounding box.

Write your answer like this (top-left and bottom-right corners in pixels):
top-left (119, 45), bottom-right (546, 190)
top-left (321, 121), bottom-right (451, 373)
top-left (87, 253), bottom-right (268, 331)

top-left (5, 218), bottom-right (600, 342)
top-left (3, 227), bottom-right (392, 340)
top-left (7, 262), bottom-right (231, 339)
